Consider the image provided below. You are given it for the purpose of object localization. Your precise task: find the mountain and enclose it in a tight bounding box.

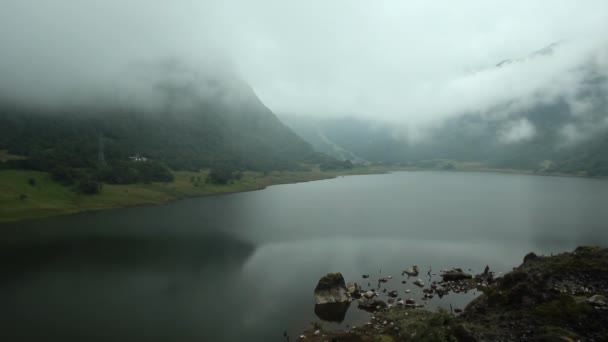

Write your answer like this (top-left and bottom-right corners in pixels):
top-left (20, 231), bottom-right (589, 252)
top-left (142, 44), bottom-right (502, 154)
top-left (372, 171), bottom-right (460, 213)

top-left (281, 45), bottom-right (608, 176)
top-left (0, 61), bottom-right (323, 187)
top-left (283, 98), bottom-right (608, 176)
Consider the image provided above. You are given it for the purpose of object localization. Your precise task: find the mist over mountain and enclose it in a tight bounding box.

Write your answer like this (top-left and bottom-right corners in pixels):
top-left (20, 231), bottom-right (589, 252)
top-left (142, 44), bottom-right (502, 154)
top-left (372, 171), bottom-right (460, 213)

top-left (282, 43), bottom-right (608, 176)
top-left (1, 1), bottom-right (607, 180)
top-left (0, 61), bottom-right (321, 185)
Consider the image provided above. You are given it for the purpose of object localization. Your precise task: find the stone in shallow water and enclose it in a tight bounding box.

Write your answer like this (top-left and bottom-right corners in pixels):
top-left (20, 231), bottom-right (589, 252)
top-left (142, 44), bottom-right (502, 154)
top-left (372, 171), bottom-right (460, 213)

top-left (346, 282), bottom-right (361, 299)
top-left (403, 265), bottom-right (419, 277)
top-left (357, 298), bottom-right (388, 312)
top-left (314, 272), bottom-right (350, 305)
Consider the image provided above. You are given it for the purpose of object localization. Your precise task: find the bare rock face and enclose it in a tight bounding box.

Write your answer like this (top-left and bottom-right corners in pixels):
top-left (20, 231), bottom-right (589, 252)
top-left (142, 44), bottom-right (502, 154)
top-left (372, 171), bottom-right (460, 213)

top-left (314, 272), bottom-right (351, 305)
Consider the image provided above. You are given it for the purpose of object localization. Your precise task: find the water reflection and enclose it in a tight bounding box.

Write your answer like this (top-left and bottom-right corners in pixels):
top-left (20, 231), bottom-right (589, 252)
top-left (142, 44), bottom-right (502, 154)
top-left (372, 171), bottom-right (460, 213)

top-left (1, 172), bottom-right (607, 341)
top-left (314, 302), bottom-right (351, 322)
top-left (0, 232), bottom-right (255, 341)
top-left (0, 232), bottom-right (255, 274)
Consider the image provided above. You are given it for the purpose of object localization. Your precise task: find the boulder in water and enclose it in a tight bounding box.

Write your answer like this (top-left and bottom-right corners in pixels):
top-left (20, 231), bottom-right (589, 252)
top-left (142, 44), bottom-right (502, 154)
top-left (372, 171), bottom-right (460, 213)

top-left (314, 272), bottom-right (350, 305)
top-left (403, 265), bottom-right (419, 277)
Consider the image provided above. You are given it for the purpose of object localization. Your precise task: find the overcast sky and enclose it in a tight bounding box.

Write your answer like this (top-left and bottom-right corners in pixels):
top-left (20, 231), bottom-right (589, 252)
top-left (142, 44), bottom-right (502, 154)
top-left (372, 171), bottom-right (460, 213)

top-left (1, 0), bottom-right (607, 130)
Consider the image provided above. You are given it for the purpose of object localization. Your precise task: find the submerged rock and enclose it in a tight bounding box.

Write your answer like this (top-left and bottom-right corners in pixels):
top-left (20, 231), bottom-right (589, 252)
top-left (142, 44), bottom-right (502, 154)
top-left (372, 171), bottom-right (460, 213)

top-left (314, 272), bottom-right (350, 305)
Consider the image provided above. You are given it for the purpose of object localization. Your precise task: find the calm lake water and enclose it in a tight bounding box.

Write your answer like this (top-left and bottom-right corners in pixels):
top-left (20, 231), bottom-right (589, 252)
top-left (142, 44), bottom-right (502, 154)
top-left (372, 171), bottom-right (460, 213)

top-left (1, 171), bottom-right (608, 341)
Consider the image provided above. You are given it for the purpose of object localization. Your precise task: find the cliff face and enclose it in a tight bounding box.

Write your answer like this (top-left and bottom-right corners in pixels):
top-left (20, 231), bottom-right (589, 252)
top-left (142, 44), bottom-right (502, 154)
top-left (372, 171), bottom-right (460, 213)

top-left (300, 247), bottom-right (608, 341)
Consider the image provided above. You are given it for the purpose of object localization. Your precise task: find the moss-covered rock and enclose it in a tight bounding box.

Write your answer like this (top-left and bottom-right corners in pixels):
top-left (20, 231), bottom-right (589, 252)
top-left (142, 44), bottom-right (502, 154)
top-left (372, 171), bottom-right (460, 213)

top-left (314, 272), bottom-right (350, 305)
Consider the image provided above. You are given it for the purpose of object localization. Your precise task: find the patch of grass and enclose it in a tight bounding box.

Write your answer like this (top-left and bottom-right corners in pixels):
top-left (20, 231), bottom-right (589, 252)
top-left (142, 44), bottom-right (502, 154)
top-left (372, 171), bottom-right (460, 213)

top-left (0, 170), bottom-right (80, 221)
top-left (532, 326), bottom-right (580, 341)
top-left (533, 295), bottom-right (594, 321)
top-left (0, 167), bottom-right (386, 222)
top-left (385, 309), bottom-right (453, 341)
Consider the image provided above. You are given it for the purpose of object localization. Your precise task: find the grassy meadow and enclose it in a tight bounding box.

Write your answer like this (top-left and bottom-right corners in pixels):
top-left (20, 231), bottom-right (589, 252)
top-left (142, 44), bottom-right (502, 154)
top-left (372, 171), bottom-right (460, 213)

top-left (0, 166), bottom-right (385, 223)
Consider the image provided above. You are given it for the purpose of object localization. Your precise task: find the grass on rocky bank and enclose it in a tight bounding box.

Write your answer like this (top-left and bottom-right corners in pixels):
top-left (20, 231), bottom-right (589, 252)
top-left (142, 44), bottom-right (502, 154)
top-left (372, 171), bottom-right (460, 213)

top-left (302, 246), bottom-right (608, 342)
top-left (0, 166), bottom-right (385, 223)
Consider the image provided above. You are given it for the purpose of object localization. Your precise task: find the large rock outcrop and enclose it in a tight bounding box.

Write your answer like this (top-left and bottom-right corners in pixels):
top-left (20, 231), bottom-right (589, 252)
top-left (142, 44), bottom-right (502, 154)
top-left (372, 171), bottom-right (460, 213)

top-left (314, 272), bottom-right (351, 305)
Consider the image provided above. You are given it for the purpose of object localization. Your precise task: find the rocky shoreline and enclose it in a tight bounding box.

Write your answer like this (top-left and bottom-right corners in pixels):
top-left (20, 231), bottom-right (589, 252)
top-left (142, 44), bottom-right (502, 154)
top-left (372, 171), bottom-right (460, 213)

top-left (300, 246), bottom-right (608, 341)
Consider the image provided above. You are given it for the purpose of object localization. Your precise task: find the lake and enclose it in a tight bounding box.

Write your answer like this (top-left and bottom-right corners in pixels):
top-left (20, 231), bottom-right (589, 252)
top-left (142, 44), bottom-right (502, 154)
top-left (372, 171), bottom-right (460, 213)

top-left (1, 171), bottom-right (607, 341)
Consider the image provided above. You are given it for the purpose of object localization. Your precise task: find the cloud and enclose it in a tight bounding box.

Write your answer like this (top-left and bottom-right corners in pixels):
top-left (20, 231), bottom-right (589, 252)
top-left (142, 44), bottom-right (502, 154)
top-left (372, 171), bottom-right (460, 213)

top-left (499, 119), bottom-right (536, 144)
top-left (0, 0), bottom-right (607, 132)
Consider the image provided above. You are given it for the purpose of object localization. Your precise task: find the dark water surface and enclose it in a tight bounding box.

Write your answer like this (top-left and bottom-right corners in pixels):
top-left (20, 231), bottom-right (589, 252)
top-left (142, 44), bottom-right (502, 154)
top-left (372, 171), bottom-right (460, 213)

top-left (1, 171), bottom-right (608, 341)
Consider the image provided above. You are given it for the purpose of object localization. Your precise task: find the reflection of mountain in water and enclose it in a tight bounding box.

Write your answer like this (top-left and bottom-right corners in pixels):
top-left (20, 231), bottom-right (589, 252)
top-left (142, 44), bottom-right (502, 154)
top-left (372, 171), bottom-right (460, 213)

top-left (0, 232), bottom-right (256, 341)
top-left (0, 232), bottom-right (255, 276)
